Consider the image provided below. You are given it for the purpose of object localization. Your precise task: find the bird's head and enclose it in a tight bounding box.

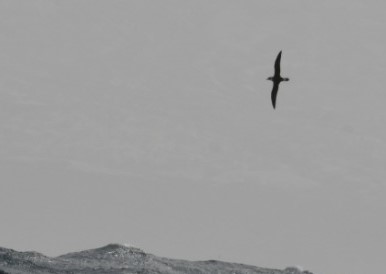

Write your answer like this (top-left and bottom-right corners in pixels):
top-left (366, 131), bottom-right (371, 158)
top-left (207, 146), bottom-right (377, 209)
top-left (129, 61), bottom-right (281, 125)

top-left (267, 76), bottom-right (274, 81)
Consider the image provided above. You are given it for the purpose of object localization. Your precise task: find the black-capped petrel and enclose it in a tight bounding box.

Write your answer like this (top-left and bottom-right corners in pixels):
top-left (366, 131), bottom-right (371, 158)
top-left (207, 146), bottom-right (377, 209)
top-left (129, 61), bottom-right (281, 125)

top-left (267, 51), bottom-right (289, 109)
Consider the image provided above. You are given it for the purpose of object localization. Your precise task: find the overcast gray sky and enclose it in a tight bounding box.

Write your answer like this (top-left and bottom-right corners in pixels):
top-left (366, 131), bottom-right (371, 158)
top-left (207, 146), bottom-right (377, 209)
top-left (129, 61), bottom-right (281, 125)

top-left (1, 1), bottom-right (386, 274)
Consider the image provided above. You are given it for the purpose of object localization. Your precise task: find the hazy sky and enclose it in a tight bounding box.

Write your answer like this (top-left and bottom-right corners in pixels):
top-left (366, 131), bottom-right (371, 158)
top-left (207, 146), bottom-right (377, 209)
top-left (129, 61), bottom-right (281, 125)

top-left (1, 1), bottom-right (386, 274)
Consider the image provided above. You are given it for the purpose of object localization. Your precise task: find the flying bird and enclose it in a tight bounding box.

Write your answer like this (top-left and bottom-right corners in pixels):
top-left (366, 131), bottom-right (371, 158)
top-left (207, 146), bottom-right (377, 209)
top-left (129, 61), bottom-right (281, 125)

top-left (267, 51), bottom-right (289, 109)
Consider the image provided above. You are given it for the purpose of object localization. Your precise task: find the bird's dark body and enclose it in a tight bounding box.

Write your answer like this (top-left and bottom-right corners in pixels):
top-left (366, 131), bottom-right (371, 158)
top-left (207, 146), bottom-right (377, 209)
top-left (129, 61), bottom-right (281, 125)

top-left (267, 51), bottom-right (289, 109)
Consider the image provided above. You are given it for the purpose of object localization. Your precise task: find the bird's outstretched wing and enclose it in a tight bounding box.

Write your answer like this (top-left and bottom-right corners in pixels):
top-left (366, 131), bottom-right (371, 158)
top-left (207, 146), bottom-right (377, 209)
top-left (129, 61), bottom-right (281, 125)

top-left (271, 82), bottom-right (279, 109)
top-left (274, 51), bottom-right (282, 77)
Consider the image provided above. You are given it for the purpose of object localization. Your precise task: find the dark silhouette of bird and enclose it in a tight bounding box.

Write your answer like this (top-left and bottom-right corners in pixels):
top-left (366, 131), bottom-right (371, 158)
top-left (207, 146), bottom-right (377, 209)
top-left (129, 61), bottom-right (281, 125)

top-left (267, 51), bottom-right (289, 109)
